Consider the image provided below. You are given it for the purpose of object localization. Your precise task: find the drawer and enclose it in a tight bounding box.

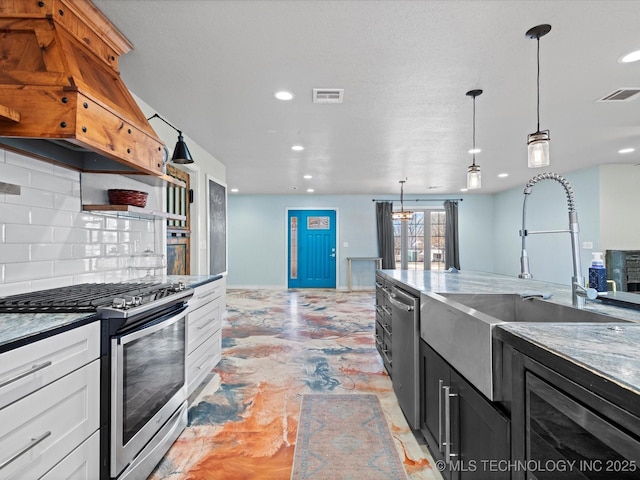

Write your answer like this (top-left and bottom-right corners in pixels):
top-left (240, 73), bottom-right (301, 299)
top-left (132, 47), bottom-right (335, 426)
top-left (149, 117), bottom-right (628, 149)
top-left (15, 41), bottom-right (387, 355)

top-left (188, 278), bottom-right (225, 312)
top-left (0, 359), bottom-right (100, 480)
top-left (187, 329), bottom-right (222, 396)
top-left (0, 322), bottom-right (100, 410)
top-left (187, 295), bottom-right (223, 354)
top-left (40, 430), bottom-right (99, 480)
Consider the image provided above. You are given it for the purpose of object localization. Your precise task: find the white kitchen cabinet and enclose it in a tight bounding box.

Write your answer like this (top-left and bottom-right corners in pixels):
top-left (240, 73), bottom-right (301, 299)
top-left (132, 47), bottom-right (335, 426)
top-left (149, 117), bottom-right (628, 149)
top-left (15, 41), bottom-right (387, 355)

top-left (186, 277), bottom-right (225, 397)
top-left (0, 323), bottom-right (100, 480)
top-left (0, 359), bottom-right (100, 480)
top-left (40, 431), bottom-right (99, 480)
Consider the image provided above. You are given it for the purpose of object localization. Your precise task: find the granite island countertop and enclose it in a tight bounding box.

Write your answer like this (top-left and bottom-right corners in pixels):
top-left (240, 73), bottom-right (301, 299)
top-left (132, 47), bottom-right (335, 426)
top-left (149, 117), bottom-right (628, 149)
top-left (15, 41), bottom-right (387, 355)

top-left (0, 274), bottom-right (224, 353)
top-left (379, 269), bottom-right (640, 408)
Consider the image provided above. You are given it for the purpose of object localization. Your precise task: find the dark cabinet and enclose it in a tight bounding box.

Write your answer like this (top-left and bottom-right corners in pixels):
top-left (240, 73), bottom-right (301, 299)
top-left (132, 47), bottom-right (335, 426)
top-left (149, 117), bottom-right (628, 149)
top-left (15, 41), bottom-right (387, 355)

top-left (375, 275), bottom-right (392, 375)
top-left (420, 340), bottom-right (510, 480)
top-left (511, 353), bottom-right (640, 480)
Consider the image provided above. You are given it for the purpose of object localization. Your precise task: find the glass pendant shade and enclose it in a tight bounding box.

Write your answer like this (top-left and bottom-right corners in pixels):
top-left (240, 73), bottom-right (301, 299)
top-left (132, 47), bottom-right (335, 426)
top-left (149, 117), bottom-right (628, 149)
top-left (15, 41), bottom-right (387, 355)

top-left (467, 164), bottom-right (481, 189)
top-left (527, 130), bottom-right (550, 168)
top-left (392, 210), bottom-right (414, 221)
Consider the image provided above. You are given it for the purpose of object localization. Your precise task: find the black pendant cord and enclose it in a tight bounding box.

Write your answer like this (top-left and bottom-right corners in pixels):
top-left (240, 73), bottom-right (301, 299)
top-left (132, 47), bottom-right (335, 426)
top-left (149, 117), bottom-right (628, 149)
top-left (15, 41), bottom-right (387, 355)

top-left (536, 35), bottom-right (541, 132)
top-left (472, 95), bottom-right (477, 167)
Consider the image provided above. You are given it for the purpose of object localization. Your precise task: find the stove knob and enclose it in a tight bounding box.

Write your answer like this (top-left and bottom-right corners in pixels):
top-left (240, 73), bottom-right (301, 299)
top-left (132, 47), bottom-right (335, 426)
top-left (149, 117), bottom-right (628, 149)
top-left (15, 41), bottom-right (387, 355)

top-left (132, 296), bottom-right (142, 306)
top-left (170, 282), bottom-right (186, 292)
top-left (112, 297), bottom-right (126, 309)
top-left (123, 296), bottom-right (135, 307)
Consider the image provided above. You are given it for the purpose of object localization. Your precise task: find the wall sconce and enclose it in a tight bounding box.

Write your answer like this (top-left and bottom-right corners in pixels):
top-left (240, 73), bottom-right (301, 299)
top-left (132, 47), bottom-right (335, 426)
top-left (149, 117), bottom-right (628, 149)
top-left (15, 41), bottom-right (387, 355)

top-left (147, 113), bottom-right (194, 164)
top-left (526, 24), bottom-right (551, 168)
top-left (466, 89), bottom-right (483, 190)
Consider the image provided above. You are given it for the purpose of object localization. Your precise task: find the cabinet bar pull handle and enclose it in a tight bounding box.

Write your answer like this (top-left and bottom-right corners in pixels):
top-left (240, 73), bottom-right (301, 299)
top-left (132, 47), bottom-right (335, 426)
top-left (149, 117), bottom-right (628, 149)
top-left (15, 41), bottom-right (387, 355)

top-left (443, 386), bottom-right (458, 463)
top-left (197, 355), bottom-right (215, 370)
top-left (0, 431), bottom-right (51, 469)
top-left (0, 361), bottom-right (52, 389)
top-left (195, 290), bottom-right (216, 301)
top-left (438, 379), bottom-right (444, 452)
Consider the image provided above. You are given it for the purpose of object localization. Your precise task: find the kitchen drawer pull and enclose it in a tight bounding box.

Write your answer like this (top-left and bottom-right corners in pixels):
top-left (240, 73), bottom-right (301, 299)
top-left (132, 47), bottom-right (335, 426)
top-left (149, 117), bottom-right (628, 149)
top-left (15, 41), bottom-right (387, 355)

top-left (387, 295), bottom-right (414, 312)
top-left (0, 430), bottom-right (51, 470)
top-left (196, 354), bottom-right (216, 370)
top-left (0, 361), bottom-right (52, 389)
top-left (195, 290), bottom-right (217, 301)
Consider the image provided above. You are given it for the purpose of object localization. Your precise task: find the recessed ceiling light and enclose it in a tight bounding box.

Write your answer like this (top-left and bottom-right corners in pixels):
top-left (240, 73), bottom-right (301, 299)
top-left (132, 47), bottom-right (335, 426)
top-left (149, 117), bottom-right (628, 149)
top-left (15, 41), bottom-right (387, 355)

top-left (307, 188), bottom-right (314, 193)
top-left (274, 90), bottom-right (294, 101)
top-left (619, 50), bottom-right (640, 63)
top-left (498, 173), bottom-right (509, 178)
top-left (618, 148), bottom-right (635, 154)
top-left (468, 148), bottom-right (481, 154)
top-left (230, 188), bottom-right (239, 193)
top-left (303, 174), bottom-right (312, 179)
top-left (291, 145), bottom-right (304, 151)
top-left (460, 188), bottom-right (468, 192)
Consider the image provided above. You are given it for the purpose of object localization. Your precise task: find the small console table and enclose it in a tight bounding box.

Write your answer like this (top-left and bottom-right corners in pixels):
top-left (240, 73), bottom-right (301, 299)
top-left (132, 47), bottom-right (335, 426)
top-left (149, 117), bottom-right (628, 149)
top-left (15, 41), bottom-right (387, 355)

top-left (347, 257), bottom-right (383, 291)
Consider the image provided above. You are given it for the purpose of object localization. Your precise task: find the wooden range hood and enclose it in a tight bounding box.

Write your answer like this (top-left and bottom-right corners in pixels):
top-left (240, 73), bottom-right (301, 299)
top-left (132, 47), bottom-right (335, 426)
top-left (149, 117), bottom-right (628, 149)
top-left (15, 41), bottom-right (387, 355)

top-left (0, 0), bottom-right (168, 178)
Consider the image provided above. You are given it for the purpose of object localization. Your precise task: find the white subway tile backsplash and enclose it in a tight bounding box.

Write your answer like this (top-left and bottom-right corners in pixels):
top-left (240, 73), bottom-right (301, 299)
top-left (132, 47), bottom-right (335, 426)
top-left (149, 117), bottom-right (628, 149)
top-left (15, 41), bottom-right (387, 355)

top-left (6, 224), bottom-right (54, 243)
top-left (0, 244), bottom-right (30, 263)
top-left (54, 192), bottom-right (82, 212)
top-left (31, 206), bottom-right (74, 227)
top-left (31, 171), bottom-right (75, 195)
top-left (6, 260), bottom-right (54, 282)
top-left (53, 258), bottom-right (91, 276)
top-left (6, 150), bottom-right (54, 173)
top-left (1, 152), bottom-right (160, 293)
top-left (0, 161), bottom-right (30, 186)
top-left (31, 243), bottom-right (73, 261)
top-left (53, 226), bottom-right (91, 244)
top-left (0, 204), bottom-right (30, 224)
top-left (5, 186), bottom-right (53, 209)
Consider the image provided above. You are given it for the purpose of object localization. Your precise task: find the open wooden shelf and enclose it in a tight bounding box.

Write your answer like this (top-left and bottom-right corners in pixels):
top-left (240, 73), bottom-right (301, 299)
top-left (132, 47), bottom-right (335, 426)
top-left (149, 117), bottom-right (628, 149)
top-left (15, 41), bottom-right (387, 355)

top-left (82, 204), bottom-right (187, 221)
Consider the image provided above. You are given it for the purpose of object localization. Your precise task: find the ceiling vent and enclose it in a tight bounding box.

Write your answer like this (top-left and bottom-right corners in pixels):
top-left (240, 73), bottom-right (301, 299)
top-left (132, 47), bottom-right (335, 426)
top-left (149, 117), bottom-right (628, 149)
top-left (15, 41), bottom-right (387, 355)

top-left (597, 88), bottom-right (640, 102)
top-left (313, 88), bottom-right (344, 104)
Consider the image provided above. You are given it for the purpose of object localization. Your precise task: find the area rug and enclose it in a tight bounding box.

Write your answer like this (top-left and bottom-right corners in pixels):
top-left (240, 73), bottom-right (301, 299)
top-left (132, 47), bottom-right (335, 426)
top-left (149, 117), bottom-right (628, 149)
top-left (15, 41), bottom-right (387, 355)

top-left (291, 394), bottom-right (409, 480)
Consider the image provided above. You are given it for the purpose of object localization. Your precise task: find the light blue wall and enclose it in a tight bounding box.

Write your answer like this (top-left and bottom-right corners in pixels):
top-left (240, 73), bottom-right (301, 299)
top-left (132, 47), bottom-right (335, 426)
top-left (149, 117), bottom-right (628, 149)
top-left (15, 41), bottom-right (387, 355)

top-left (492, 167), bottom-right (600, 285)
top-left (227, 194), bottom-right (495, 288)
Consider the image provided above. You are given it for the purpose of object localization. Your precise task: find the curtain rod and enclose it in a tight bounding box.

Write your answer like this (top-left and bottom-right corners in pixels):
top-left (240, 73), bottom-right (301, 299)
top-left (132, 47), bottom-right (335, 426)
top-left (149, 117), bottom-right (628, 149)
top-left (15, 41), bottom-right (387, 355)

top-left (371, 198), bottom-right (463, 202)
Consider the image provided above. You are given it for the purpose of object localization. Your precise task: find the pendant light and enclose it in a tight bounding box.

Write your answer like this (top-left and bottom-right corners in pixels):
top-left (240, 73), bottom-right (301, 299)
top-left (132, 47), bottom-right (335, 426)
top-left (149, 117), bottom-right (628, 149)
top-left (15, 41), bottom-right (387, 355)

top-left (526, 24), bottom-right (551, 168)
top-left (392, 180), bottom-right (413, 221)
top-left (466, 89), bottom-right (482, 190)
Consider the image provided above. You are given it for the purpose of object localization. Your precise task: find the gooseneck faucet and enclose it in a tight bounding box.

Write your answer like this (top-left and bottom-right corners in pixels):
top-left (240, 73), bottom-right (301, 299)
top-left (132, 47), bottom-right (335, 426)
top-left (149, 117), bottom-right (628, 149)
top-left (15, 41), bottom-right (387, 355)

top-left (518, 172), bottom-right (594, 308)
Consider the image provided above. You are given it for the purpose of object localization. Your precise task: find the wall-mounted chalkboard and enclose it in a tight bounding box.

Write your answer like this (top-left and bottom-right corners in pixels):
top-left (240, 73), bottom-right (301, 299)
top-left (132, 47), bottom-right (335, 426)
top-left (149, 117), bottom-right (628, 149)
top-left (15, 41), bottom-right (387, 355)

top-left (207, 176), bottom-right (227, 275)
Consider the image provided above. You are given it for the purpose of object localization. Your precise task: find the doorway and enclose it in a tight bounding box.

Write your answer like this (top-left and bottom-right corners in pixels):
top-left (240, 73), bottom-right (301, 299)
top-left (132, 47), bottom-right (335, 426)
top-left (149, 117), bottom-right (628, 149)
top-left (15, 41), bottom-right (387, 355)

top-left (287, 209), bottom-right (337, 288)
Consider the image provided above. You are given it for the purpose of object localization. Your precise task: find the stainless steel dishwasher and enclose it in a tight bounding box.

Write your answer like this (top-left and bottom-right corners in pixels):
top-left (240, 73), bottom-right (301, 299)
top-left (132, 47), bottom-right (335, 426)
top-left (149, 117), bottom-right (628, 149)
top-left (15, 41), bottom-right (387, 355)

top-left (387, 284), bottom-right (419, 429)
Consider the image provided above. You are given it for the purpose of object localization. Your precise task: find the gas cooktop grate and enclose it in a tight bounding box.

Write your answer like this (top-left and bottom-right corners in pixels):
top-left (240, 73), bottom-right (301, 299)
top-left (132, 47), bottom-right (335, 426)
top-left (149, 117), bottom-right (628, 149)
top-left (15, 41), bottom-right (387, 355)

top-left (0, 282), bottom-right (168, 314)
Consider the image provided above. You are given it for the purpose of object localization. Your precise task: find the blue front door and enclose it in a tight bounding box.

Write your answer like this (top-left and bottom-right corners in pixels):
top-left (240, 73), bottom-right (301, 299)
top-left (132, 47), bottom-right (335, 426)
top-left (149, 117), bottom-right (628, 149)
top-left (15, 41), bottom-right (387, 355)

top-left (288, 210), bottom-right (337, 288)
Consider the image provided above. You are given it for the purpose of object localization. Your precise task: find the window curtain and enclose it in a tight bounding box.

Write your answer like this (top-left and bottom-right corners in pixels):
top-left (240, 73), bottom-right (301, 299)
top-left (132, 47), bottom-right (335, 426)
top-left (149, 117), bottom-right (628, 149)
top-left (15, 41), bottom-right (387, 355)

top-left (376, 202), bottom-right (396, 269)
top-left (444, 200), bottom-right (460, 270)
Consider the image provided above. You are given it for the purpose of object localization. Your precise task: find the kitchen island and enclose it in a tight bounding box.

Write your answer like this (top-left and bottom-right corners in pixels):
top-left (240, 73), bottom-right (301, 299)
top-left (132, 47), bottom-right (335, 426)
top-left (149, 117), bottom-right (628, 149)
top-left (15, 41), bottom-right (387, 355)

top-left (377, 269), bottom-right (640, 480)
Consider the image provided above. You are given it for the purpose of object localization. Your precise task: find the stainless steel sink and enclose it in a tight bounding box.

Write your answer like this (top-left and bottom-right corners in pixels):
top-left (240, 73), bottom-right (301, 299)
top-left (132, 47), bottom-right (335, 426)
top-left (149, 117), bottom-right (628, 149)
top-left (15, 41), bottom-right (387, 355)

top-left (420, 292), bottom-right (631, 401)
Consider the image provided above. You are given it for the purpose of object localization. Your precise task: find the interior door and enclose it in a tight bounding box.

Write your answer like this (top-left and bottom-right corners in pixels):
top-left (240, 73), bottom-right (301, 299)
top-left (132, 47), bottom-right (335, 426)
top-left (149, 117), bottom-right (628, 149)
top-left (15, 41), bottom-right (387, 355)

top-left (288, 209), bottom-right (336, 288)
top-left (166, 164), bottom-right (190, 275)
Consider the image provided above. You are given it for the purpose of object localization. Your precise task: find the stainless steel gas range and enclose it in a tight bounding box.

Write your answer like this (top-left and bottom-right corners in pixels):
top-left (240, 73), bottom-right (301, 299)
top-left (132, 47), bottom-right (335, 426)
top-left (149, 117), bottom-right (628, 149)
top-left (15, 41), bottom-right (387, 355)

top-left (0, 281), bottom-right (194, 480)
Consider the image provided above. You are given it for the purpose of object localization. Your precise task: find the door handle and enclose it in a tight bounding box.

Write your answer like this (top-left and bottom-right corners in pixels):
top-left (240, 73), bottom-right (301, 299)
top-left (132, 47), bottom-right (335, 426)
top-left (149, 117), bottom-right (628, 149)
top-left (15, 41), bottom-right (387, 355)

top-left (329, 253), bottom-right (336, 257)
top-left (438, 379), bottom-right (444, 452)
top-left (443, 385), bottom-right (458, 464)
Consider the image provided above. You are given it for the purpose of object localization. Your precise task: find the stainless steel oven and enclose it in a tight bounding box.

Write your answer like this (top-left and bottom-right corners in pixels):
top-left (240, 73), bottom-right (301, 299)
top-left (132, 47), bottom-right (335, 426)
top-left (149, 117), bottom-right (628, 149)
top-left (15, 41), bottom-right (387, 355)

top-left (110, 304), bottom-right (188, 480)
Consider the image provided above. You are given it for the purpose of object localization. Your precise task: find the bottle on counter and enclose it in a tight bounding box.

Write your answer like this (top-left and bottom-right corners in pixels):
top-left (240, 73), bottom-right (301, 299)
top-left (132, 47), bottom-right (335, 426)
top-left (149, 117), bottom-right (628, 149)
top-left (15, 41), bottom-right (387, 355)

top-left (588, 252), bottom-right (608, 292)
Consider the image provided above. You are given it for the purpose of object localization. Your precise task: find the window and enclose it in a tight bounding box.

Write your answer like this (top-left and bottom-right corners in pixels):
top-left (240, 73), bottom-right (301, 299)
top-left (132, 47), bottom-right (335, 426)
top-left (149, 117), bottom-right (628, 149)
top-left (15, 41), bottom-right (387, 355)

top-left (393, 209), bottom-right (446, 270)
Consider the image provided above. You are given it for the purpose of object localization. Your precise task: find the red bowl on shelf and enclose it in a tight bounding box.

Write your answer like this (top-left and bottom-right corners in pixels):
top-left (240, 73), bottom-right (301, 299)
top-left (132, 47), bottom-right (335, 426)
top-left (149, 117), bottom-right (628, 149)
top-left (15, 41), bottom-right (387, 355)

top-left (107, 189), bottom-right (148, 208)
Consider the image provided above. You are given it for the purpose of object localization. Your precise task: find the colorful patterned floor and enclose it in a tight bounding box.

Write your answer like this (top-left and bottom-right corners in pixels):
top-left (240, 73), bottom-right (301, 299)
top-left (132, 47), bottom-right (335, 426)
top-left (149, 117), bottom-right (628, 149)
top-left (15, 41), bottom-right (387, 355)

top-left (150, 289), bottom-right (441, 480)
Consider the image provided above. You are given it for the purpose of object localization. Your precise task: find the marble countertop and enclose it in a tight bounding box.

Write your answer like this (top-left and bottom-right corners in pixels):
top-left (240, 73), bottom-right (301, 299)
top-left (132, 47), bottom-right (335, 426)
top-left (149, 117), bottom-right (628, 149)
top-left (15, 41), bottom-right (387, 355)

top-left (379, 269), bottom-right (640, 399)
top-left (0, 274), bottom-right (224, 353)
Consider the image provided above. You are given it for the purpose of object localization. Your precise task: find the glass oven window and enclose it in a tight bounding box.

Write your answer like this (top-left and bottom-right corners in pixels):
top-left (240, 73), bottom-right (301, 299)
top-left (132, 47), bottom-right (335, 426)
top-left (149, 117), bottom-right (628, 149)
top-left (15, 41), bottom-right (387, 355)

top-left (122, 318), bottom-right (185, 444)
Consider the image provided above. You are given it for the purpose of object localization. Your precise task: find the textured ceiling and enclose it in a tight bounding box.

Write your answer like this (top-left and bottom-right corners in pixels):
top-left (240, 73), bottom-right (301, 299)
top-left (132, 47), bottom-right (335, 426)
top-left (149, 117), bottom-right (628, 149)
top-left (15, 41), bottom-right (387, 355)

top-left (93, 0), bottom-right (640, 195)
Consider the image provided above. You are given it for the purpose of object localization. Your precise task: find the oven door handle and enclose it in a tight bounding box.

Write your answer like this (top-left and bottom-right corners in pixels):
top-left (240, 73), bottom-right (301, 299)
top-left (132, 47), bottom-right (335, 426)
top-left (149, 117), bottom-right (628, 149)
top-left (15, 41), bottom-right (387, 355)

top-left (114, 305), bottom-right (188, 344)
